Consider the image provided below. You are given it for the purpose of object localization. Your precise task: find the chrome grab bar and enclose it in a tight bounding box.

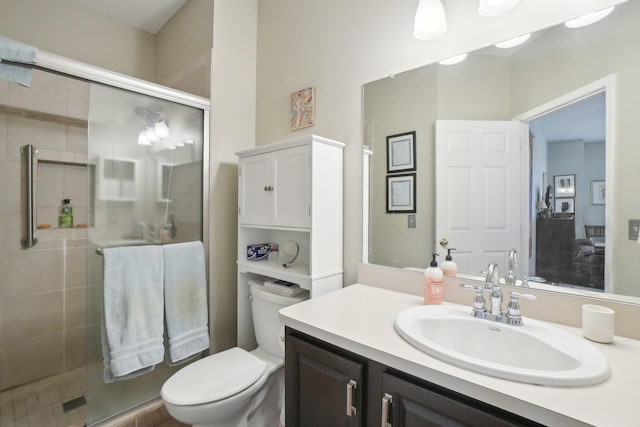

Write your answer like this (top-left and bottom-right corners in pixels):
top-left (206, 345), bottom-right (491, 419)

top-left (21, 144), bottom-right (38, 248)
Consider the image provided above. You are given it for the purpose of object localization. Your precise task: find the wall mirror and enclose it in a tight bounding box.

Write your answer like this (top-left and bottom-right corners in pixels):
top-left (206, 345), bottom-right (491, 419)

top-left (363, 1), bottom-right (640, 300)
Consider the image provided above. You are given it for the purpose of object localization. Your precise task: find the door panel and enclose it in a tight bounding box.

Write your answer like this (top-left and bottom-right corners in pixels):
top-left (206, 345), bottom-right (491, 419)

top-left (436, 120), bottom-right (526, 275)
top-left (286, 335), bottom-right (363, 427)
top-left (272, 146), bottom-right (310, 228)
top-left (238, 155), bottom-right (272, 225)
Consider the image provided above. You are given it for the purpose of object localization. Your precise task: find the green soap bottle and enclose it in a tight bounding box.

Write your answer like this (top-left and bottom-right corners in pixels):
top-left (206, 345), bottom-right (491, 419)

top-left (59, 199), bottom-right (74, 228)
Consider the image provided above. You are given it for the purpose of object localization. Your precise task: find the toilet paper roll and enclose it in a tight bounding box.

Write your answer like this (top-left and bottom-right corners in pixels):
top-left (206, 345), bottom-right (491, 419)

top-left (582, 304), bottom-right (615, 343)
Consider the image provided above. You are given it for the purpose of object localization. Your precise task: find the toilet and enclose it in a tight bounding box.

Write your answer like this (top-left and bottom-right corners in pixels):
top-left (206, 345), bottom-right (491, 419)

top-left (161, 282), bottom-right (308, 427)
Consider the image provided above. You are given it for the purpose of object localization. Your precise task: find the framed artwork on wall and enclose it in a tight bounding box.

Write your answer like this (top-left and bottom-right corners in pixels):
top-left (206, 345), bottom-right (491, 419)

top-left (591, 180), bottom-right (606, 205)
top-left (555, 197), bottom-right (575, 214)
top-left (290, 86), bottom-right (315, 130)
top-left (387, 131), bottom-right (416, 173)
top-left (554, 174), bottom-right (576, 198)
top-left (386, 173), bottom-right (416, 213)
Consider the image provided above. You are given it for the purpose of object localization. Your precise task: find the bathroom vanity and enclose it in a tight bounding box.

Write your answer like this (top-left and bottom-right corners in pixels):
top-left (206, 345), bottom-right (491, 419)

top-left (280, 284), bottom-right (640, 427)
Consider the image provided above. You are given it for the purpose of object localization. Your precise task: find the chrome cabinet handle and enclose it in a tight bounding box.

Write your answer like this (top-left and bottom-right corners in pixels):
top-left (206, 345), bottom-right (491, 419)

top-left (346, 379), bottom-right (357, 416)
top-left (381, 393), bottom-right (392, 427)
top-left (21, 145), bottom-right (38, 248)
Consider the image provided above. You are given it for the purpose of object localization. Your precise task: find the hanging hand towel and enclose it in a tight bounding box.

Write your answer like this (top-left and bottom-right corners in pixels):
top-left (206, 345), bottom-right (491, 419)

top-left (102, 245), bottom-right (164, 382)
top-left (164, 241), bottom-right (210, 364)
top-left (0, 36), bottom-right (37, 87)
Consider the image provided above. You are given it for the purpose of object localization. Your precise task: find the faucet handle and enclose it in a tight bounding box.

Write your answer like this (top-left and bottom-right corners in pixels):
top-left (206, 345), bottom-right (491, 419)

top-left (506, 292), bottom-right (538, 325)
top-left (459, 284), bottom-right (487, 314)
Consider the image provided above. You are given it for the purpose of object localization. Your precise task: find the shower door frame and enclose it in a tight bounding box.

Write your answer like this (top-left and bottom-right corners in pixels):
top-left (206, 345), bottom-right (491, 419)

top-left (33, 49), bottom-right (211, 422)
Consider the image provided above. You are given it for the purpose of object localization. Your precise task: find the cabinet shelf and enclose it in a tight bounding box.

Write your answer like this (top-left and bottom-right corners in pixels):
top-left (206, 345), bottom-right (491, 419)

top-left (236, 135), bottom-right (345, 350)
top-left (237, 259), bottom-right (311, 288)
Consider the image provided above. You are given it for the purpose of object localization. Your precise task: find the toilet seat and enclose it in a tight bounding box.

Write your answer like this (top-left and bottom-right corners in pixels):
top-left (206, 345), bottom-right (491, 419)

top-left (161, 347), bottom-right (267, 406)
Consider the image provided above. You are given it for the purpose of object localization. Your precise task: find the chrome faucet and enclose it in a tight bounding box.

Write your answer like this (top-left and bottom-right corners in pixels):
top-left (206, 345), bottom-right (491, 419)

top-left (485, 262), bottom-right (502, 316)
top-left (459, 261), bottom-right (538, 326)
top-left (505, 249), bottom-right (528, 287)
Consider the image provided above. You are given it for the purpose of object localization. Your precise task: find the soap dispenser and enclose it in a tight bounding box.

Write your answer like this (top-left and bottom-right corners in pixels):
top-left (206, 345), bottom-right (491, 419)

top-left (441, 248), bottom-right (457, 277)
top-left (59, 199), bottom-right (73, 228)
top-left (424, 253), bottom-right (444, 305)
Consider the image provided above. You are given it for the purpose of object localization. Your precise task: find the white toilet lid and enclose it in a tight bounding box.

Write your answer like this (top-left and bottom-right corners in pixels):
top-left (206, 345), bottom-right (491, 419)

top-left (161, 347), bottom-right (267, 405)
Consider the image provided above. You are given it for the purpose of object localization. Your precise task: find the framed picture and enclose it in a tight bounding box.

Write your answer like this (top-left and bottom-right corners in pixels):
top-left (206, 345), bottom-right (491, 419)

top-left (387, 131), bottom-right (416, 173)
top-left (290, 86), bottom-right (315, 130)
top-left (555, 197), bottom-right (575, 214)
top-left (554, 174), bottom-right (575, 198)
top-left (591, 180), bottom-right (606, 205)
top-left (386, 173), bottom-right (416, 213)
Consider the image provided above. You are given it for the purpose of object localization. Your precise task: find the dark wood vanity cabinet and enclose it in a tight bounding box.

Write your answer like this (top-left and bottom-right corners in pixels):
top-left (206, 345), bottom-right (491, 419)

top-left (285, 332), bottom-right (365, 427)
top-left (285, 329), bottom-right (543, 427)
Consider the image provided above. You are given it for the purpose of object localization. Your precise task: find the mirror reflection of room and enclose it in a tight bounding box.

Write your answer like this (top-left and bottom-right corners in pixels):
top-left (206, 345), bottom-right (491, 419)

top-left (364, 0), bottom-right (638, 297)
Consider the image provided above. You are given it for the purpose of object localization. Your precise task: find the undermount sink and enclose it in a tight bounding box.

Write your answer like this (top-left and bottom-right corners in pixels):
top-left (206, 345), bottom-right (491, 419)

top-left (395, 304), bottom-right (609, 386)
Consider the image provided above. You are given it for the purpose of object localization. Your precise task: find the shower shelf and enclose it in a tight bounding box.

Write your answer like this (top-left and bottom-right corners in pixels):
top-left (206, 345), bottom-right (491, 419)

top-left (0, 103), bottom-right (88, 128)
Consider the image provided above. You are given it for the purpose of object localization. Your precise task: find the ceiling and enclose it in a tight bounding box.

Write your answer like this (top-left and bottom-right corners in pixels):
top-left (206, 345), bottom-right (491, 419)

top-left (75, 0), bottom-right (187, 34)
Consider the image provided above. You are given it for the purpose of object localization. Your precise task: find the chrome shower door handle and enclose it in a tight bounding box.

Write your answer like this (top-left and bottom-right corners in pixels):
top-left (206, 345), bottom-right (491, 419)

top-left (21, 144), bottom-right (38, 248)
top-left (346, 379), bottom-right (357, 416)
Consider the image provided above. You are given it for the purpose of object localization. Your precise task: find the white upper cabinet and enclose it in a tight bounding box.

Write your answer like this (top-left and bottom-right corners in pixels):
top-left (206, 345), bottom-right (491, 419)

top-left (238, 145), bottom-right (311, 228)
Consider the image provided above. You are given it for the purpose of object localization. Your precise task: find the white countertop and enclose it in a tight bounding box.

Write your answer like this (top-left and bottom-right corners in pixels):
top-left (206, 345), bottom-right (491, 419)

top-left (279, 284), bottom-right (640, 427)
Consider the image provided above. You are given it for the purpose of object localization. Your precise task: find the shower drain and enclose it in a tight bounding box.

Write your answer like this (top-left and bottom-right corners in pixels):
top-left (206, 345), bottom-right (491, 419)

top-left (62, 395), bottom-right (87, 412)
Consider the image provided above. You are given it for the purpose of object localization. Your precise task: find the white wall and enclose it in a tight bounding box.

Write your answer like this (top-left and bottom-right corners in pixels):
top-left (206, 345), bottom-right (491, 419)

top-left (0, 0), bottom-right (155, 80)
top-left (210, 0), bottom-right (258, 352)
top-left (255, 0), bottom-right (623, 285)
top-left (155, 0), bottom-right (213, 97)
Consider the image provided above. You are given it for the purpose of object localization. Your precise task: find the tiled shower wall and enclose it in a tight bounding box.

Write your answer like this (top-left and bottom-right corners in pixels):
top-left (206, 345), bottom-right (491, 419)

top-left (0, 70), bottom-right (99, 390)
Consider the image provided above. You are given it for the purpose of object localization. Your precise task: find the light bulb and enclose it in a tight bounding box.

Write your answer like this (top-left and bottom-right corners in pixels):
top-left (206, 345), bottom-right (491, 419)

top-left (413, 0), bottom-right (447, 41)
top-left (565, 7), bottom-right (614, 29)
top-left (168, 145), bottom-right (177, 150)
top-left (438, 53), bottom-right (467, 65)
top-left (184, 139), bottom-right (195, 144)
top-left (144, 126), bottom-right (161, 143)
top-left (479, 0), bottom-right (520, 17)
top-left (174, 141), bottom-right (185, 147)
top-left (154, 120), bottom-right (170, 139)
top-left (495, 33), bottom-right (531, 49)
top-left (138, 131), bottom-right (151, 146)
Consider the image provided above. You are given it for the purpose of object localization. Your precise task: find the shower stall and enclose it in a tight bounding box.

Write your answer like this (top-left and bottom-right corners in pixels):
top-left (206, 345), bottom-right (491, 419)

top-left (0, 52), bottom-right (209, 425)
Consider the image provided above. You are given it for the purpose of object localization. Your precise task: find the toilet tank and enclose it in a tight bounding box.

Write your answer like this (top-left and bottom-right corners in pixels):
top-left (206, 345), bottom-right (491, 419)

top-left (249, 283), bottom-right (308, 357)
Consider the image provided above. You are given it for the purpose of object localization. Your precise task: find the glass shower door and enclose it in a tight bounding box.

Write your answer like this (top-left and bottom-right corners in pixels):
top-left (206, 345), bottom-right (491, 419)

top-left (85, 82), bottom-right (205, 424)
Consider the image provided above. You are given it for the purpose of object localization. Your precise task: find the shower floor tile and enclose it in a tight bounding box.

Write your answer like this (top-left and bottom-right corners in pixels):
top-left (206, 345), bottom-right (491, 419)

top-left (0, 367), bottom-right (86, 427)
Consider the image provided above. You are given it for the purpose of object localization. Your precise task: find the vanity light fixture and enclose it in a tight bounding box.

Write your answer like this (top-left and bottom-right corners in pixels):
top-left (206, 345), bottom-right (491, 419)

top-left (478, 0), bottom-right (520, 17)
top-left (494, 32), bottom-right (531, 49)
top-left (413, 0), bottom-right (447, 41)
top-left (438, 53), bottom-right (467, 65)
top-left (565, 6), bottom-right (615, 28)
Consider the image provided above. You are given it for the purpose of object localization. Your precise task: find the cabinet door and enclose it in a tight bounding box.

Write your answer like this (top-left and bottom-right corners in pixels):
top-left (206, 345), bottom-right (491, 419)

top-left (381, 373), bottom-right (526, 427)
top-left (271, 145), bottom-right (311, 228)
top-left (238, 154), bottom-right (272, 225)
top-left (286, 335), bottom-right (363, 427)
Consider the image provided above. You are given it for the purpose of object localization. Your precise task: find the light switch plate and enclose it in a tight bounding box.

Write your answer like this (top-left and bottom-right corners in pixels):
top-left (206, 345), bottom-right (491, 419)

top-left (408, 214), bottom-right (416, 228)
top-left (629, 219), bottom-right (640, 240)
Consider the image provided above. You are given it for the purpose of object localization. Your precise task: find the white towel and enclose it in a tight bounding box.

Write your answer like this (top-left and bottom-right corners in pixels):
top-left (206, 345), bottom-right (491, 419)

top-left (102, 245), bottom-right (165, 382)
top-left (164, 241), bottom-right (210, 364)
top-left (0, 36), bottom-right (37, 87)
